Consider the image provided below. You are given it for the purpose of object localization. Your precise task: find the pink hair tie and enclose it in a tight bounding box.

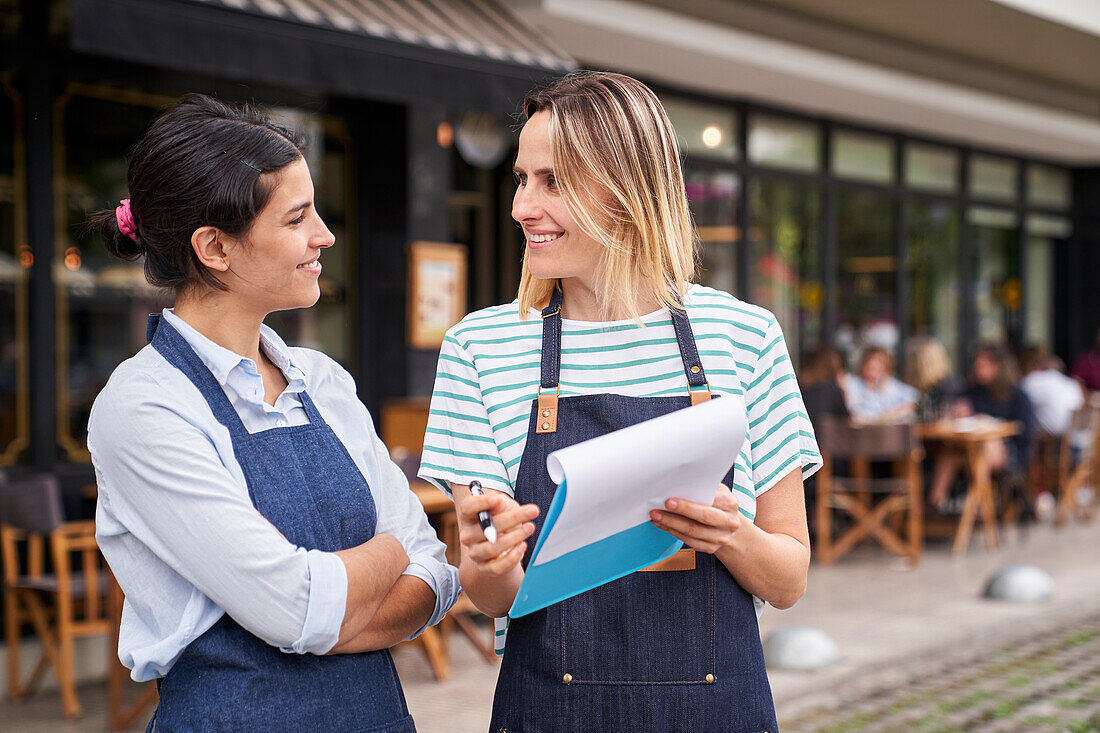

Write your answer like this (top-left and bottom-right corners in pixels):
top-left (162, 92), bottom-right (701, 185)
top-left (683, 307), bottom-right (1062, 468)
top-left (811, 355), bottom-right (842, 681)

top-left (116, 198), bottom-right (138, 241)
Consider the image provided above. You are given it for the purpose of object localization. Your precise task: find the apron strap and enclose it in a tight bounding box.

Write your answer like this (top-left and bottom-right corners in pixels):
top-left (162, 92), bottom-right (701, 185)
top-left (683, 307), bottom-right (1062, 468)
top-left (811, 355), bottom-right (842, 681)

top-left (146, 314), bottom-right (253, 439)
top-left (539, 287), bottom-right (564, 391)
top-left (298, 391), bottom-right (325, 424)
top-left (669, 298), bottom-right (712, 404)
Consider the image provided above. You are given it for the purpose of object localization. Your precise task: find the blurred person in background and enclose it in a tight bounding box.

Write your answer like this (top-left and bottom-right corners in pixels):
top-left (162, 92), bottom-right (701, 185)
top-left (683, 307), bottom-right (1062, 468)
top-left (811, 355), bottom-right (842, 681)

top-left (843, 346), bottom-right (918, 424)
top-left (799, 344), bottom-right (850, 429)
top-left (928, 344), bottom-right (1035, 512)
top-left (1070, 327), bottom-right (1100, 392)
top-left (1019, 345), bottom-right (1084, 438)
top-left (904, 336), bottom-right (965, 423)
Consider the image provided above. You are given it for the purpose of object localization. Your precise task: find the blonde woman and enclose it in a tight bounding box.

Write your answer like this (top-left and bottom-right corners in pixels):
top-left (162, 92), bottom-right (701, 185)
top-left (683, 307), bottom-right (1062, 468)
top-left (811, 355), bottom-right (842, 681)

top-left (419, 71), bottom-right (820, 731)
top-left (904, 336), bottom-right (965, 422)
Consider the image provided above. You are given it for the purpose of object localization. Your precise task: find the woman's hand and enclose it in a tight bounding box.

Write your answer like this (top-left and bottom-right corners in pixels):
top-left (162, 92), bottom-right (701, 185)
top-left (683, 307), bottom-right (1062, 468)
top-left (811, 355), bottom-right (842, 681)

top-left (456, 489), bottom-right (539, 576)
top-left (649, 484), bottom-right (742, 554)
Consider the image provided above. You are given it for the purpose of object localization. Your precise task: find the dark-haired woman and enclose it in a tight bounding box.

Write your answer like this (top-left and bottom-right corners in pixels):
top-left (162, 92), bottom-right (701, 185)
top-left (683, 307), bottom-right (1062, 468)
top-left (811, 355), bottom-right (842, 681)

top-left (88, 95), bottom-right (457, 732)
top-left (928, 344), bottom-right (1036, 511)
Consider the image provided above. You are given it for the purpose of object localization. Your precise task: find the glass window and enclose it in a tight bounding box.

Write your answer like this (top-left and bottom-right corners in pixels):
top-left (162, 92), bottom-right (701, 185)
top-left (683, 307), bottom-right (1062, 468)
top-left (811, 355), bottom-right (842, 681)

top-left (969, 154), bottom-right (1017, 202)
top-left (1024, 215), bottom-right (1070, 350)
top-left (836, 190), bottom-right (896, 366)
top-left (832, 130), bottom-right (894, 185)
top-left (748, 179), bottom-right (822, 368)
top-left (906, 201), bottom-right (959, 362)
top-left (685, 167), bottom-right (739, 295)
top-left (748, 114), bottom-right (819, 173)
top-left (1, 82), bottom-right (28, 464)
top-left (59, 92), bottom-right (355, 460)
top-left (905, 143), bottom-right (958, 193)
top-left (265, 119), bottom-right (353, 368)
top-left (58, 95), bottom-right (164, 461)
top-left (968, 207), bottom-right (1021, 347)
top-left (1027, 164), bottom-right (1071, 210)
top-left (661, 96), bottom-right (737, 161)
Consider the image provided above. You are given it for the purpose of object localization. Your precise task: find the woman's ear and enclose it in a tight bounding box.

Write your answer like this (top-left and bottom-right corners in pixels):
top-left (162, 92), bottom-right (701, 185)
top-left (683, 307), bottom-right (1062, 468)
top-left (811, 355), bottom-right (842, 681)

top-left (190, 226), bottom-right (229, 273)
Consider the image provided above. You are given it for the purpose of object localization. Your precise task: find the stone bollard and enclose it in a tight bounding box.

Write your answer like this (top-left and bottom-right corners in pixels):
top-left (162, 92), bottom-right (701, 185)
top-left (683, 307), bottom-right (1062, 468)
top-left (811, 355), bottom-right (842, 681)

top-left (763, 625), bottom-right (838, 671)
top-left (982, 564), bottom-right (1054, 603)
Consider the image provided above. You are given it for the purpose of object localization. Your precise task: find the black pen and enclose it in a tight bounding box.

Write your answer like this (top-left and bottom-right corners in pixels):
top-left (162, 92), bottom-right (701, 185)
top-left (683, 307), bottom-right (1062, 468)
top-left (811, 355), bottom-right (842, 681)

top-left (468, 480), bottom-right (498, 544)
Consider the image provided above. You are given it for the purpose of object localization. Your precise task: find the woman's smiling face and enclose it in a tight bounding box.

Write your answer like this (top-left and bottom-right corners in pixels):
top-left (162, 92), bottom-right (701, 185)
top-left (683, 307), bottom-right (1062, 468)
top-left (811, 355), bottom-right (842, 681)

top-left (512, 110), bottom-right (604, 291)
top-left (222, 157), bottom-right (334, 314)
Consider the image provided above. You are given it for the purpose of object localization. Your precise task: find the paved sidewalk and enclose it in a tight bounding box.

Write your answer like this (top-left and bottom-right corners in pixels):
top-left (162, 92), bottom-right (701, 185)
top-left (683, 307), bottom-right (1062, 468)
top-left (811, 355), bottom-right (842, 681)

top-left (784, 612), bottom-right (1100, 732)
top-left (1, 519), bottom-right (1097, 731)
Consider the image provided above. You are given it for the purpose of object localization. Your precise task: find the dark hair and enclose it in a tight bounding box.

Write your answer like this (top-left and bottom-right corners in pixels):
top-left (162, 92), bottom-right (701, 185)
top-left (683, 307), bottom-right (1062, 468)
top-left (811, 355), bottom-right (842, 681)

top-left (973, 343), bottom-right (1019, 402)
top-left (1017, 344), bottom-right (1048, 376)
top-left (89, 94), bottom-right (306, 292)
top-left (799, 345), bottom-right (845, 387)
top-left (858, 346), bottom-right (893, 375)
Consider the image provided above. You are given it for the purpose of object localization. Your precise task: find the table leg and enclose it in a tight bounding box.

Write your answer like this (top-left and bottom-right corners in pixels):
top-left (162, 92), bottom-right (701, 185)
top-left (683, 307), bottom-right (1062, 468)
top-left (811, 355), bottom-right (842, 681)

top-left (954, 441), bottom-right (998, 555)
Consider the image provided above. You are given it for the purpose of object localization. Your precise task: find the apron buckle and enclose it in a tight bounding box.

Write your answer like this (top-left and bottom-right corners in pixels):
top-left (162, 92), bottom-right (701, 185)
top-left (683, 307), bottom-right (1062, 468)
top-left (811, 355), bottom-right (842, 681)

top-left (690, 385), bottom-right (712, 406)
top-left (536, 387), bottom-right (560, 434)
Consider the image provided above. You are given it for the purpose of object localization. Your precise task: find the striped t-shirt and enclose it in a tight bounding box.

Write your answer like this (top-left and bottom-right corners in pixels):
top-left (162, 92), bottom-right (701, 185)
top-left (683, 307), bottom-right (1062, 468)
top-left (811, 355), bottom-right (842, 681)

top-left (417, 284), bottom-right (822, 652)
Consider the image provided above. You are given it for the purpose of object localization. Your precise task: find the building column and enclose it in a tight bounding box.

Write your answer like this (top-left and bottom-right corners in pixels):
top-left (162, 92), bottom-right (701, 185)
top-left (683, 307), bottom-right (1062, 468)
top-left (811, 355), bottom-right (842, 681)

top-left (354, 100), bottom-right (408, 419)
top-left (21, 0), bottom-right (57, 469)
top-left (406, 105), bottom-right (453, 398)
top-left (1068, 167), bottom-right (1100, 362)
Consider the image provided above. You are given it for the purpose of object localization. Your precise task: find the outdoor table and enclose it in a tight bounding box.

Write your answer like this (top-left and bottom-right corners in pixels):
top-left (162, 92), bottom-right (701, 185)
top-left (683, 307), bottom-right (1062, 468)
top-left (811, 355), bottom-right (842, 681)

top-left (916, 418), bottom-right (1021, 555)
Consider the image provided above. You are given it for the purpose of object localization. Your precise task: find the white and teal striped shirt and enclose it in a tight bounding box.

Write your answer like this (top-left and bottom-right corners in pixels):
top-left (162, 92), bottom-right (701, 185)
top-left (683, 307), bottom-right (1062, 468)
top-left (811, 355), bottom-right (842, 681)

top-left (417, 284), bottom-right (822, 652)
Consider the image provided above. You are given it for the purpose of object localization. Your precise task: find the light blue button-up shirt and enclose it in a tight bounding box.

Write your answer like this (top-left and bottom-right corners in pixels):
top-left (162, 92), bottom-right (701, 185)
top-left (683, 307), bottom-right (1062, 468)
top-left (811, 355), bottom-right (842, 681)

top-left (89, 309), bottom-right (459, 682)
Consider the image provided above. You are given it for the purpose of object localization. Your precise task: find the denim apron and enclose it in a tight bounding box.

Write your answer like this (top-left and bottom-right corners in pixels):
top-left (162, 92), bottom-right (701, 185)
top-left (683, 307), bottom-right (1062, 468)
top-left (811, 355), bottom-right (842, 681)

top-left (490, 290), bottom-right (778, 733)
top-left (144, 315), bottom-right (415, 733)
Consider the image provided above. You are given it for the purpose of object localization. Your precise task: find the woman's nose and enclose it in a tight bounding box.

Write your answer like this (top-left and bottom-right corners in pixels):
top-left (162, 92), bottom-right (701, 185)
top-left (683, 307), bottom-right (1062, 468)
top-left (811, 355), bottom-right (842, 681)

top-left (315, 217), bottom-right (336, 248)
top-left (512, 186), bottom-right (539, 223)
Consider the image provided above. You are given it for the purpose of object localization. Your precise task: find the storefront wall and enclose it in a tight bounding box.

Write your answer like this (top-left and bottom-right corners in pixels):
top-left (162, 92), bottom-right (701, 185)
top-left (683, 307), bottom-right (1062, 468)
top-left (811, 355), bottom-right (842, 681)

top-left (1, 4), bottom-right (539, 480)
top-left (658, 87), bottom-right (1076, 376)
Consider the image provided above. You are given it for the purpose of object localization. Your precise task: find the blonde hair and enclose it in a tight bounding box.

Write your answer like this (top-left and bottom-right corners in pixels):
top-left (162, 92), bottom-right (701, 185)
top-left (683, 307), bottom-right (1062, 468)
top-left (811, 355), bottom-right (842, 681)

top-left (904, 337), bottom-right (951, 391)
top-left (516, 71), bottom-right (697, 320)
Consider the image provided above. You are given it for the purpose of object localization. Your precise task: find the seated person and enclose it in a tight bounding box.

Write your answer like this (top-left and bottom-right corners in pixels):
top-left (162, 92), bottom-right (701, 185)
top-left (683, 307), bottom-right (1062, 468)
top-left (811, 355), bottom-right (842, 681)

top-left (1070, 327), bottom-right (1100, 392)
top-left (904, 336), bottom-right (965, 423)
top-left (929, 344), bottom-right (1036, 512)
top-left (799, 345), bottom-right (850, 429)
top-left (1019, 345), bottom-right (1084, 438)
top-left (842, 346), bottom-right (918, 424)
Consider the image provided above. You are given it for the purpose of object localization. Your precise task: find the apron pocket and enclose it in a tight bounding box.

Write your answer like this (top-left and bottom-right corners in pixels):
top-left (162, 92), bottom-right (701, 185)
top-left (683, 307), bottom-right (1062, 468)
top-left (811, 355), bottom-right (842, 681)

top-left (560, 553), bottom-right (721, 684)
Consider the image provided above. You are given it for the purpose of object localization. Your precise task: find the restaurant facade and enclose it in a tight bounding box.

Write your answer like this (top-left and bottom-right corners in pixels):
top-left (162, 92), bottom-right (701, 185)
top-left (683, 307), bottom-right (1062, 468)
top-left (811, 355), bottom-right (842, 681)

top-left (2, 0), bottom-right (1100, 489)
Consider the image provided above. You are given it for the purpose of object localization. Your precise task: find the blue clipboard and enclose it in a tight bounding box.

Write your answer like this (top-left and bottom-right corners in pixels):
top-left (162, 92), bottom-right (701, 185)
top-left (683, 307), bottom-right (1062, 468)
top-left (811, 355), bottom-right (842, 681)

top-left (508, 479), bottom-right (683, 619)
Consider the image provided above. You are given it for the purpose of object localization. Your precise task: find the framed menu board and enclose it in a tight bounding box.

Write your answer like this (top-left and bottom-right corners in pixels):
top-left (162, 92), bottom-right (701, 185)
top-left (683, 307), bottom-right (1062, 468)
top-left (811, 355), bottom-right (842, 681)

top-left (407, 241), bottom-right (468, 349)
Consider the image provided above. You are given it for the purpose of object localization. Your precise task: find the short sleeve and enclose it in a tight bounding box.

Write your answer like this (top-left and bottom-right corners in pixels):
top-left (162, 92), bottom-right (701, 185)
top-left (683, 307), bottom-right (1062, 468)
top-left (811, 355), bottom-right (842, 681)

top-left (418, 332), bottom-right (511, 497)
top-left (745, 317), bottom-right (822, 496)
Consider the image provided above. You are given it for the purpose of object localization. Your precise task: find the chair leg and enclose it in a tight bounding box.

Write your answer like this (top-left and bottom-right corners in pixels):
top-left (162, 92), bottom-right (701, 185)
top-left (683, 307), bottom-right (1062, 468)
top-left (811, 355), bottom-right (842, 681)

top-left (909, 457), bottom-right (923, 565)
top-left (418, 626), bottom-right (450, 681)
top-left (3, 587), bottom-right (20, 701)
top-left (54, 590), bottom-right (81, 719)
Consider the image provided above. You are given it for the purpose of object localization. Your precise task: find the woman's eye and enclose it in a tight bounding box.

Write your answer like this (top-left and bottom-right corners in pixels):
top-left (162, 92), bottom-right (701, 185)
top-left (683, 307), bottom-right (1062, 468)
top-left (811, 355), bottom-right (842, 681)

top-left (546, 176), bottom-right (558, 190)
top-left (290, 215), bottom-right (305, 225)
top-left (515, 173), bottom-right (526, 186)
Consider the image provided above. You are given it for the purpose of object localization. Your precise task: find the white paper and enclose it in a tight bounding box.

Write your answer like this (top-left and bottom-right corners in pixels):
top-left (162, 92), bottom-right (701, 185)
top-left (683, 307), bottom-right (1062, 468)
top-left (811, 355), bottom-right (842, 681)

top-left (535, 396), bottom-right (748, 566)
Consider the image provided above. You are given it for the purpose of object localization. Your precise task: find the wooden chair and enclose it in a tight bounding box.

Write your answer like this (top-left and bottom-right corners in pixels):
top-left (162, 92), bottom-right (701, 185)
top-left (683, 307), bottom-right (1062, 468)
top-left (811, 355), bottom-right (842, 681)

top-left (0, 472), bottom-right (111, 718)
top-left (380, 398), bottom-right (497, 679)
top-left (815, 418), bottom-right (923, 565)
top-left (1057, 402), bottom-right (1100, 525)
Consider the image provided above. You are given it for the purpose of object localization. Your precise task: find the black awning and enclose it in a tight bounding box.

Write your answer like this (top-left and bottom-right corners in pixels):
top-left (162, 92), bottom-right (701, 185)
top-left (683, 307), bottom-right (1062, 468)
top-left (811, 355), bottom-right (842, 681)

top-left (68, 0), bottom-right (576, 113)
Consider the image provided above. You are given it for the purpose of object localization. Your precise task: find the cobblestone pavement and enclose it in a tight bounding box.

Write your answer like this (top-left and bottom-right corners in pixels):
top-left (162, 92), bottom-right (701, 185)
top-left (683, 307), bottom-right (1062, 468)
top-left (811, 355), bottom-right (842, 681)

top-left (783, 613), bottom-right (1100, 732)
